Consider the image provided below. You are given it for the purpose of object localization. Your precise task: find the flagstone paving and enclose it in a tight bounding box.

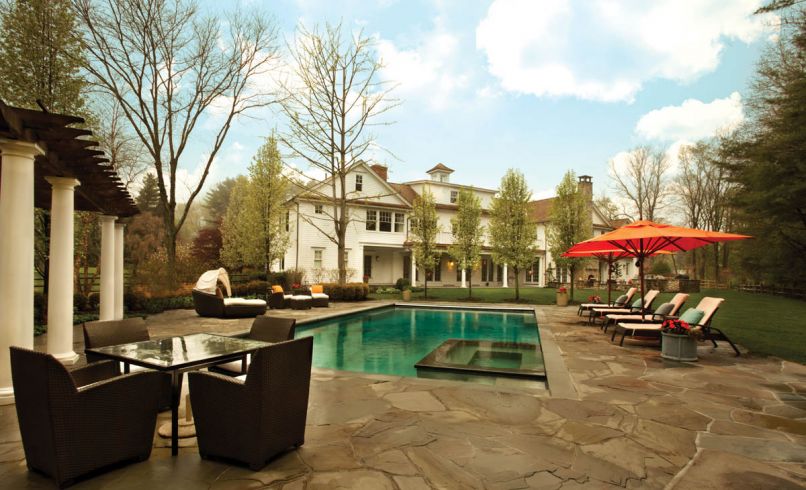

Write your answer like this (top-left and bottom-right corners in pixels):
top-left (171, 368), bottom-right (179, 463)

top-left (2, 301), bottom-right (805, 488)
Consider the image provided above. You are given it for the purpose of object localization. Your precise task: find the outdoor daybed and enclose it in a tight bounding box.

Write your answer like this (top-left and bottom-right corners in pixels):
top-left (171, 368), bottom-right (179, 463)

top-left (192, 268), bottom-right (267, 318)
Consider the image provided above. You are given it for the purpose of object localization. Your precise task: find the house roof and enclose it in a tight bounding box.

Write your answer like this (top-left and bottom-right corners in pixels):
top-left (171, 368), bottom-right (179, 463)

top-left (426, 163), bottom-right (454, 174)
top-left (389, 182), bottom-right (418, 204)
top-left (529, 198), bottom-right (554, 222)
top-left (0, 100), bottom-right (138, 217)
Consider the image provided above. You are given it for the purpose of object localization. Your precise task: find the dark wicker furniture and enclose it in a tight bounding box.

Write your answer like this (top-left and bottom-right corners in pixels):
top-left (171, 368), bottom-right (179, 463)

top-left (290, 295), bottom-right (312, 310)
top-left (269, 291), bottom-right (290, 309)
top-left (192, 289), bottom-right (267, 318)
top-left (189, 337), bottom-right (314, 470)
top-left (209, 316), bottom-right (298, 375)
top-left (85, 333), bottom-right (270, 455)
top-left (83, 318), bottom-right (173, 410)
top-left (10, 347), bottom-right (167, 488)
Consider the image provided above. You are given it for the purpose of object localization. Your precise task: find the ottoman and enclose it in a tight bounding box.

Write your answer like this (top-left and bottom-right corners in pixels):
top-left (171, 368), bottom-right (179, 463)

top-left (290, 295), bottom-right (312, 310)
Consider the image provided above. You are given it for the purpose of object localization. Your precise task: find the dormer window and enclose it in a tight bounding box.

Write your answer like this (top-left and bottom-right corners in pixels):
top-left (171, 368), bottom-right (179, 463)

top-left (355, 174), bottom-right (363, 192)
top-left (450, 190), bottom-right (458, 203)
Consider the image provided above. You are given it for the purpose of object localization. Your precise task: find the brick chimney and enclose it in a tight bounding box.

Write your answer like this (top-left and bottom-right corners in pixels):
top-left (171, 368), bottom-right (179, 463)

top-left (578, 175), bottom-right (593, 200)
top-left (370, 164), bottom-right (388, 181)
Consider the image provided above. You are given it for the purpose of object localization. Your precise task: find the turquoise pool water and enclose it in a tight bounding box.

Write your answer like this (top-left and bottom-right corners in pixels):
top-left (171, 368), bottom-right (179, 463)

top-left (294, 306), bottom-right (540, 378)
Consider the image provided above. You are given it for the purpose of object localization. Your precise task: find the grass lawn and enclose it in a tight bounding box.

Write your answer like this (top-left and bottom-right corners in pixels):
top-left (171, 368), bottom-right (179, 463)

top-left (370, 287), bottom-right (806, 364)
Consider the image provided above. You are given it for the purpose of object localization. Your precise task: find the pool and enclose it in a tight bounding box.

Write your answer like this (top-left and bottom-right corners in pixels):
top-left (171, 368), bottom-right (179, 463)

top-left (294, 305), bottom-right (543, 380)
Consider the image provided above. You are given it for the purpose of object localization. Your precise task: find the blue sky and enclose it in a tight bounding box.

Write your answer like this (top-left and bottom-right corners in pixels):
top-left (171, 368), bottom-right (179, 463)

top-left (183, 0), bottom-right (778, 201)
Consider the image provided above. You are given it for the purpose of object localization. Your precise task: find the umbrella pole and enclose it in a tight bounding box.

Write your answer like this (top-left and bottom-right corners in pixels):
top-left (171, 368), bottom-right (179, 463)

top-left (607, 253), bottom-right (613, 304)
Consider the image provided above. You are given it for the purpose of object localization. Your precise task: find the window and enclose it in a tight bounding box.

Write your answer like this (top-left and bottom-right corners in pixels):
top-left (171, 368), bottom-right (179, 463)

top-left (313, 249), bottom-right (323, 269)
top-left (379, 211), bottom-right (392, 232)
top-left (314, 204), bottom-right (323, 214)
top-left (355, 174), bottom-right (363, 191)
top-left (456, 264), bottom-right (462, 281)
top-left (394, 213), bottom-right (405, 232)
top-left (363, 255), bottom-right (372, 278)
top-left (285, 210), bottom-right (290, 232)
top-left (450, 190), bottom-right (458, 203)
top-left (344, 249), bottom-right (349, 265)
top-left (366, 210), bottom-right (377, 230)
top-left (481, 258), bottom-right (489, 282)
top-left (403, 256), bottom-right (411, 280)
top-left (526, 258), bottom-right (541, 283)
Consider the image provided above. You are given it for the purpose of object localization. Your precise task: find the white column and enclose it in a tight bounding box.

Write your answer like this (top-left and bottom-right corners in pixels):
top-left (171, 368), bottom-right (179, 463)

top-left (114, 223), bottom-right (125, 320)
top-left (99, 215), bottom-right (117, 321)
top-left (410, 254), bottom-right (417, 287)
top-left (502, 263), bottom-right (509, 288)
top-left (0, 141), bottom-right (43, 405)
top-left (45, 177), bottom-right (81, 365)
top-left (461, 267), bottom-right (467, 288)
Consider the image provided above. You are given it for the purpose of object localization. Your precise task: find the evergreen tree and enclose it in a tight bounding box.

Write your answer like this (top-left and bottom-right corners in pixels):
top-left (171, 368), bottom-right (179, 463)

top-left (0, 0), bottom-right (86, 114)
top-left (136, 174), bottom-right (162, 214)
top-left (489, 169), bottom-right (537, 300)
top-left (548, 171), bottom-right (592, 303)
top-left (204, 178), bottom-right (237, 225)
top-left (449, 188), bottom-right (483, 298)
top-left (410, 189), bottom-right (441, 299)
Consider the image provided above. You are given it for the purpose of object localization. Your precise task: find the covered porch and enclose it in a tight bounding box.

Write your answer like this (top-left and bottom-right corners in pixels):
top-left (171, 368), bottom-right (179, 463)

top-left (0, 101), bottom-right (138, 404)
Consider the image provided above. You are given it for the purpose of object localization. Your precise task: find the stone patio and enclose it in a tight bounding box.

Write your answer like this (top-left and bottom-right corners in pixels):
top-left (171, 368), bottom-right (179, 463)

top-left (2, 301), bottom-right (805, 488)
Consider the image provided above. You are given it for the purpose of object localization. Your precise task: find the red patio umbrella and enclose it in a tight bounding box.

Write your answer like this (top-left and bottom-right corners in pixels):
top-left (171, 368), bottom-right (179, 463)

top-left (565, 220), bottom-right (751, 309)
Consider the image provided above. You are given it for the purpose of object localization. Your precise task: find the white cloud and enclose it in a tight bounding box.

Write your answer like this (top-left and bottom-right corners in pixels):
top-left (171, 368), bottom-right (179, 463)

top-left (635, 92), bottom-right (744, 141)
top-left (476, 0), bottom-right (778, 102)
top-left (376, 20), bottom-right (470, 110)
top-left (173, 141), bottom-right (246, 203)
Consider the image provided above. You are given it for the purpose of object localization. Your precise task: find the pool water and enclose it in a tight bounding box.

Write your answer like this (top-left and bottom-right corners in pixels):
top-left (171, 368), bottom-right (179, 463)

top-left (294, 306), bottom-right (541, 378)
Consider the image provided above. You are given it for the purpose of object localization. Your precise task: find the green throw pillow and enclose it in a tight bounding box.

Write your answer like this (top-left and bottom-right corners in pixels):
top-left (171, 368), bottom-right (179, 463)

top-left (679, 308), bottom-right (705, 326)
top-left (615, 294), bottom-right (628, 305)
top-left (631, 298), bottom-right (643, 309)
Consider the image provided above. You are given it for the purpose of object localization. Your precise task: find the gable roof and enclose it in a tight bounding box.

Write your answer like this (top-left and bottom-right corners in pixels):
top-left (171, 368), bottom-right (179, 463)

top-left (529, 198), bottom-right (554, 222)
top-left (389, 182), bottom-right (418, 204)
top-left (426, 163), bottom-right (454, 174)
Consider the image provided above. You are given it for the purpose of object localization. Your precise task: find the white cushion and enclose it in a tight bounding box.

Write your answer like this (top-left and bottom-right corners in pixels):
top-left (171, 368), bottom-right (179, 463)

top-left (213, 357), bottom-right (249, 374)
top-left (311, 293), bottom-right (328, 299)
top-left (235, 374), bottom-right (247, 382)
top-left (223, 297), bottom-right (267, 307)
top-left (284, 294), bottom-right (293, 299)
top-left (291, 295), bottom-right (311, 300)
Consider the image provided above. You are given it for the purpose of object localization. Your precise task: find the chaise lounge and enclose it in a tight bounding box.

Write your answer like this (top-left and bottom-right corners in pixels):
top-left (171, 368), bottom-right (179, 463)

top-left (577, 287), bottom-right (637, 316)
top-left (590, 289), bottom-right (659, 325)
top-left (602, 293), bottom-right (689, 332)
top-left (192, 268), bottom-right (267, 318)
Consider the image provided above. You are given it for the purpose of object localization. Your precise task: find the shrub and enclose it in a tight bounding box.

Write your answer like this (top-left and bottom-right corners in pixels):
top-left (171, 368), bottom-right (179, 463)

top-left (87, 292), bottom-right (100, 311)
top-left (395, 278), bottom-right (411, 291)
top-left (321, 282), bottom-right (369, 301)
top-left (73, 293), bottom-right (89, 312)
top-left (34, 292), bottom-right (45, 325)
top-left (231, 280), bottom-right (269, 299)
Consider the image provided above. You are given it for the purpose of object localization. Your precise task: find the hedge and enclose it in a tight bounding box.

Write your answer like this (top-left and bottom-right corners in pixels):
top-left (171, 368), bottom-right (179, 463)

top-left (321, 282), bottom-right (369, 301)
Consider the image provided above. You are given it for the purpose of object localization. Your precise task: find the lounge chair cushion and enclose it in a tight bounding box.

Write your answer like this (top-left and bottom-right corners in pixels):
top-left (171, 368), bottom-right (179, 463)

top-left (311, 292), bottom-right (328, 299)
top-left (223, 298), bottom-right (267, 307)
top-left (679, 308), bottom-right (705, 325)
top-left (654, 303), bottom-right (674, 317)
top-left (615, 294), bottom-right (627, 305)
top-left (311, 284), bottom-right (324, 294)
top-left (631, 298), bottom-right (643, 309)
top-left (271, 285), bottom-right (284, 293)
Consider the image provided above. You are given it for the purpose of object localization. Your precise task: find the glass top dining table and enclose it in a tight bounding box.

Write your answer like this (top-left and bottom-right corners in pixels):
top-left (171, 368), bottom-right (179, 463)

top-left (85, 333), bottom-right (271, 455)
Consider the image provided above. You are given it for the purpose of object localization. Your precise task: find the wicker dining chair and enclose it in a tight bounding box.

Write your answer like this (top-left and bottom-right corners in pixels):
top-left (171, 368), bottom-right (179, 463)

top-left (10, 347), bottom-right (167, 488)
top-left (82, 318), bottom-right (173, 410)
top-left (209, 316), bottom-right (298, 376)
top-left (189, 336), bottom-right (313, 470)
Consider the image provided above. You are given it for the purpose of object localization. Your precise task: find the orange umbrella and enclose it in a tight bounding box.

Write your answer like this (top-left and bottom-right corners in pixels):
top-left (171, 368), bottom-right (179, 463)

top-left (566, 220), bottom-right (751, 306)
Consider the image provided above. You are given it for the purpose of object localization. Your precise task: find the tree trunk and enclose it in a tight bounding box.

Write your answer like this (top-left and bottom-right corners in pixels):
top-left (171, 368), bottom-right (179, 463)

top-left (424, 274), bottom-right (429, 299)
top-left (467, 268), bottom-right (472, 299)
top-left (691, 249), bottom-right (697, 279)
top-left (713, 243), bottom-right (720, 287)
top-left (514, 266), bottom-right (520, 300)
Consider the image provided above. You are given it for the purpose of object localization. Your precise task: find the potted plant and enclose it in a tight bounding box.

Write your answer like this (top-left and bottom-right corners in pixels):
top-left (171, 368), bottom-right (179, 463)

top-left (587, 294), bottom-right (602, 304)
top-left (660, 318), bottom-right (702, 361)
top-left (396, 278), bottom-right (412, 301)
top-left (556, 286), bottom-right (569, 306)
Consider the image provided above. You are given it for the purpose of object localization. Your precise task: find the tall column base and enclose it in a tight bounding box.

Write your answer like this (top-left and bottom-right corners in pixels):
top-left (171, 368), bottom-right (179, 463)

top-left (0, 387), bottom-right (15, 406)
top-left (52, 350), bottom-right (80, 365)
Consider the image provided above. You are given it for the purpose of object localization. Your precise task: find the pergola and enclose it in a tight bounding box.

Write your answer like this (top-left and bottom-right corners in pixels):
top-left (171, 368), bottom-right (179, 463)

top-left (0, 100), bottom-right (138, 405)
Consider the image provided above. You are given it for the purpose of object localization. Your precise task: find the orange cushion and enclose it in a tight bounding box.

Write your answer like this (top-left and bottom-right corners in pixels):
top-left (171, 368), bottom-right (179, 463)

top-left (311, 285), bottom-right (323, 294)
top-left (271, 285), bottom-right (284, 294)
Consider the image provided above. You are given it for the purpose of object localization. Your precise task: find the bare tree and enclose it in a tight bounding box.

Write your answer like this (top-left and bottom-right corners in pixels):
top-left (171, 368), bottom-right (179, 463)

top-left (92, 100), bottom-right (147, 190)
top-left (278, 22), bottom-right (397, 285)
top-left (675, 142), bottom-right (710, 278)
top-left (609, 146), bottom-right (671, 221)
top-left (74, 0), bottom-right (280, 278)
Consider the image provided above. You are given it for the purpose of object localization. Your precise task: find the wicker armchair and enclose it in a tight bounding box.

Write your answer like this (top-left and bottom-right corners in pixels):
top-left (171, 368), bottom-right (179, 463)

top-left (209, 316), bottom-right (297, 376)
top-left (83, 318), bottom-right (173, 410)
top-left (189, 337), bottom-right (313, 470)
top-left (10, 347), bottom-right (167, 488)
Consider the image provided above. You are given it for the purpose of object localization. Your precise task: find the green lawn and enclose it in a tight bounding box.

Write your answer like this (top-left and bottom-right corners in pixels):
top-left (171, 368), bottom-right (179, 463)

top-left (370, 287), bottom-right (806, 364)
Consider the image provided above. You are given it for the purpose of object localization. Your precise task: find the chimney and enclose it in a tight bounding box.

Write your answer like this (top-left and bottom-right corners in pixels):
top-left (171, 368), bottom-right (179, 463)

top-left (578, 175), bottom-right (593, 200)
top-left (370, 164), bottom-right (388, 181)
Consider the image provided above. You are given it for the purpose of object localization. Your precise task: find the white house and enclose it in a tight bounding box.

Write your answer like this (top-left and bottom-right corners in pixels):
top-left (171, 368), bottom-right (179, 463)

top-left (284, 162), bottom-right (636, 287)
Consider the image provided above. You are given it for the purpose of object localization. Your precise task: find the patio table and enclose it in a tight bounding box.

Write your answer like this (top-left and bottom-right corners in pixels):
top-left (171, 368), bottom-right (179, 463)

top-left (85, 333), bottom-right (271, 455)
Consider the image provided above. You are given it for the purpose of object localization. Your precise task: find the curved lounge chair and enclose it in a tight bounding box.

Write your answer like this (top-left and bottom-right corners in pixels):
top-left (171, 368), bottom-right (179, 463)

top-left (192, 289), bottom-right (267, 318)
